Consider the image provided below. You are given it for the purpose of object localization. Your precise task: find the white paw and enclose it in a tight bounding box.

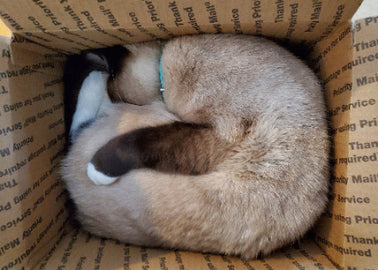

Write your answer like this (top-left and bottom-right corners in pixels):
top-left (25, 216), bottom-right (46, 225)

top-left (87, 162), bottom-right (118, 185)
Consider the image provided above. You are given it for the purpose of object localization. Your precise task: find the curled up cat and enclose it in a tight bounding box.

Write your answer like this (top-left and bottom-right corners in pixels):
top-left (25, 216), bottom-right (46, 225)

top-left (61, 34), bottom-right (329, 259)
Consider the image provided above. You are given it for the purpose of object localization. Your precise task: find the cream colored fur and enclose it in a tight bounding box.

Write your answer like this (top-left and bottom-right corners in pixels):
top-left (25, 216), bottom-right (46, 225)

top-left (62, 34), bottom-right (329, 259)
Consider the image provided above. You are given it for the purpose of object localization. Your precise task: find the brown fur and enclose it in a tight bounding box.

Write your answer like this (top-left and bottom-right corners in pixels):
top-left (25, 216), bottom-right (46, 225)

top-left (91, 121), bottom-right (230, 175)
top-left (62, 34), bottom-right (329, 259)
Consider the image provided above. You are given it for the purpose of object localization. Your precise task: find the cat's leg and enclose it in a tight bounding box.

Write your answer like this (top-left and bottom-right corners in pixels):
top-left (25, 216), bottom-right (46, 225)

top-left (64, 47), bottom-right (124, 144)
top-left (64, 46), bottom-right (129, 144)
top-left (87, 121), bottom-right (229, 185)
top-left (69, 71), bottom-right (110, 142)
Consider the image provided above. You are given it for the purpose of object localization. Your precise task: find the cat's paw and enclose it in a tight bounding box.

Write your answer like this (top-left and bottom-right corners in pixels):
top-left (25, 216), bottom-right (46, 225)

top-left (87, 162), bottom-right (119, 185)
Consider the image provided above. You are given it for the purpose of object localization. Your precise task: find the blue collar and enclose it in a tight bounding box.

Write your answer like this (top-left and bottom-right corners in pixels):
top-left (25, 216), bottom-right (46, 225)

top-left (159, 56), bottom-right (165, 101)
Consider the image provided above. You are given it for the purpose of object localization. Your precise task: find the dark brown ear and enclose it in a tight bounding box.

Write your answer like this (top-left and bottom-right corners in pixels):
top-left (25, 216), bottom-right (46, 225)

top-left (87, 121), bottom-right (228, 183)
top-left (91, 46), bottom-right (130, 103)
top-left (93, 45), bottom-right (129, 78)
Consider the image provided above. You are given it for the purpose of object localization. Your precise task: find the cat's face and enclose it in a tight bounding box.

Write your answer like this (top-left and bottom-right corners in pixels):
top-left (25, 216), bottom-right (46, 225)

top-left (108, 41), bottom-right (163, 105)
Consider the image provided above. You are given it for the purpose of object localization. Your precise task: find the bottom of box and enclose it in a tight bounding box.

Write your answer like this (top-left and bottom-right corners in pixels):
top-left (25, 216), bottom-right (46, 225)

top-left (34, 226), bottom-right (338, 270)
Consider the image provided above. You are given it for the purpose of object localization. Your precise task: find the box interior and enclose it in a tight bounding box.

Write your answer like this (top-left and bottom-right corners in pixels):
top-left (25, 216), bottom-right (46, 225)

top-left (0, 1), bottom-right (377, 269)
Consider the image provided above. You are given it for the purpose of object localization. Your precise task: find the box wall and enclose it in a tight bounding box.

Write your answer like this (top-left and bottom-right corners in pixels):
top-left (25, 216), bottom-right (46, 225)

top-left (311, 17), bottom-right (378, 268)
top-left (1, 1), bottom-right (376, 269)
top-left (0, 0), bottom-right (362, 53)
top-left (0, 39), bottom-right (69, 269)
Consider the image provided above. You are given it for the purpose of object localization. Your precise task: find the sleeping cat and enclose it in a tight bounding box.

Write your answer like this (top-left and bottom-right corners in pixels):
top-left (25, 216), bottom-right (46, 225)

top-left (61, 34), bottom-right (329, 259)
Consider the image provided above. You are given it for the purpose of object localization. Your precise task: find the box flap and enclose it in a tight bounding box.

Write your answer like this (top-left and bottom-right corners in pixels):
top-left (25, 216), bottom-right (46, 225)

top-left (0, 0), bottom-right (362, 54)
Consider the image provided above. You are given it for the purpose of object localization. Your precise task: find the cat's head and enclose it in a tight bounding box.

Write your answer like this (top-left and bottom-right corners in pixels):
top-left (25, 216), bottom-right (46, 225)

top-left (85, 41), bottom-right (163, 106)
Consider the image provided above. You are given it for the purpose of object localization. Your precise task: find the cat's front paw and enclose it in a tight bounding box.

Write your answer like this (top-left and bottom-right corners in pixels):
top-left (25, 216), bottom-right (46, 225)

top-left (87, 163), bottom-right (119, 185)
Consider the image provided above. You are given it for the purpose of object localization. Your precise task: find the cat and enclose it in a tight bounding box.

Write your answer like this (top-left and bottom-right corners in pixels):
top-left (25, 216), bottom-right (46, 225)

top-left (61, 34), bottom-right (329, 259)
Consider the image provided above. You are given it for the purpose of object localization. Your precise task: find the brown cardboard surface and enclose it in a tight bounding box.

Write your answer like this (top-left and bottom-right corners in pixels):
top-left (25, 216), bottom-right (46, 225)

top-left (34, 229), bottom-right (338, 270)
top-left (0, 0), bottom-right (363, 53)
top-left (1, 0), bottom-right (376, 269)
top-left (0, 40), bottom-right (69, 269)
top-left (311, 17), bottom-right (378, 269)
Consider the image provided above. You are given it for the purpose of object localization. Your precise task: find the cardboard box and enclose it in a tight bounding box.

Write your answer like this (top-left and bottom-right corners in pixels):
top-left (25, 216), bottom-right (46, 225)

top-left (0, 0), bottom-right (376, 269)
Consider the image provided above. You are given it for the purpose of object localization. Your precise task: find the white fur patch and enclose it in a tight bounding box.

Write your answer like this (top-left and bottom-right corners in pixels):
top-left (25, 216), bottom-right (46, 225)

top-left (70, 71), bottom-right (109, 136)
top-left (87, 162), bottom-right (118, 185)
top-left (98, 88), bottom-right (112, 115)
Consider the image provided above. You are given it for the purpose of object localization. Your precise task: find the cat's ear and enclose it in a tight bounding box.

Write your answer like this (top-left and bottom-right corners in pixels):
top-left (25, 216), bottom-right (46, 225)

top-left (86, 45), bottom-right (129, 77)
top-left (86, 52), bottom-right (108, 68)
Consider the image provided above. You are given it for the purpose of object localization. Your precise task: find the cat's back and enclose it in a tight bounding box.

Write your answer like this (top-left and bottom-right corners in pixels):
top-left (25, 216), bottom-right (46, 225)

top-left (162, 34), bottom-right (327, 140)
